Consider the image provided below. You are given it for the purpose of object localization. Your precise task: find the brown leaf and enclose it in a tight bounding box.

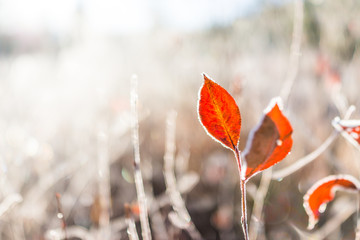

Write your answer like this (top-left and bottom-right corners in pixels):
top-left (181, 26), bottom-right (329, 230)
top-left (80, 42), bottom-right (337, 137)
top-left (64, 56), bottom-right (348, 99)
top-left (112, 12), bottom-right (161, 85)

top-left (242, 98), bottom-right (293, 181)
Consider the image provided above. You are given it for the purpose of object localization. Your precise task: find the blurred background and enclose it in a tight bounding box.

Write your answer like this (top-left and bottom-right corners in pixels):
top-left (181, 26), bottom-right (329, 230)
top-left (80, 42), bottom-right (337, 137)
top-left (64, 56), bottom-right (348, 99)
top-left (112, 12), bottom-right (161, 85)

top-left (0, 0), bottom-right (360, 239)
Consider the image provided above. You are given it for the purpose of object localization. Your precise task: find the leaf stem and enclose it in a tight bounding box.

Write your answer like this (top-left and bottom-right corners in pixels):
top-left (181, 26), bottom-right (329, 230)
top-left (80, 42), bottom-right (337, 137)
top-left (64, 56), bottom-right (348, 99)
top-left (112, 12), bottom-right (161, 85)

top-left (240, 179), bottom-right (249, 240)
top-left (235, 148), bottom-right (249, 240)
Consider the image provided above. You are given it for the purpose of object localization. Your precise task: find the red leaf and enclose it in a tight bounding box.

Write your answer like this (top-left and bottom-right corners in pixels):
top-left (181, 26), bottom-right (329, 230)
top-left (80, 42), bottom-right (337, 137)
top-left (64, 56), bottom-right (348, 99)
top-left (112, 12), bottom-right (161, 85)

top-left (242, 98), bottom-right (293, 181)
top-left (197, 73), bottom-right (241, 151)
top-left (335, 119), bottom-right (360, 145)
top-left (303, 175), bottom-right (360, 230)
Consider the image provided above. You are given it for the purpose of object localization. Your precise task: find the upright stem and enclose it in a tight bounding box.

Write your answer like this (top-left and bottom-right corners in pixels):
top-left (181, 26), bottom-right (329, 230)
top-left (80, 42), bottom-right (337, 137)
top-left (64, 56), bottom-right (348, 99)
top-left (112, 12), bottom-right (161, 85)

top-left (164, 110), bottom-right (202, 239)
top-left (240, 179), bottom-right (249, 240)
top-left (96, 127), bottom-right (111, 240)
top-left (234, 148), bottom-right (249, 240)
top-left (55, 193), bottom-right (68, 240)
top-left (125, 203), bottom-right (140, 240)
top-left (131, 75), bottom-right (152, 240)
top-left (356, 194), bottom-right (360, 240)
top-left (249, 169), bottom-right (272, 240)
top-left (280, 0), bottom-right (303, 105)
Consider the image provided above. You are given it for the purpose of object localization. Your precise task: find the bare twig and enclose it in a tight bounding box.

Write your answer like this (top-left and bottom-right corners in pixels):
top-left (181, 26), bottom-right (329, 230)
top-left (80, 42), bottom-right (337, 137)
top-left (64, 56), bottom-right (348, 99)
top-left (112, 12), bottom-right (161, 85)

top-left (131, 75), bottom-right (152, 240)
top-left (96, 127), bottom-right (111, 239)
top-left (46, 226), bottom-right (95, 240)
top-left (249, 169), bottom-right (272, 240)
top-left (104, 177), bottom-right (199, 235)
top-left (149, 201), bottom-right (169, 240)
top-left (280, 0), bottom-right (304, 105)
top-left (0, 193), bottom-right (22, 217)
top-left (272, 131), bottom-right (338, 180)
top-left (272, 105), bottom-right (356, 180)
top-left (55, 193), bottom-right (68, 240)
top-left (344, 105), bottom-right (356, 120)
top-left (125, 204), bottom-right (140, 240)
top-left (163, 110), bottom-right (202, 240)
top-left (332, 117), bottom-right (360, 153)
top-left (356, 194), bottom-right (360, 240)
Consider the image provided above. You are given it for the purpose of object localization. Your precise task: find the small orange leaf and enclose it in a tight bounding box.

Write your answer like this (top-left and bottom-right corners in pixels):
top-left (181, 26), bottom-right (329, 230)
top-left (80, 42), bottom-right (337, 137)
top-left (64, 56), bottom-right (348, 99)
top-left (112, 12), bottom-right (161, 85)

top-left (198, 73), bottom-right (241, 151)
top-left (303, 175), bottom-right (360, 230)
top-left (337, 119), bottom-right (360, 145)
top-left (242, 98), bottom-right (293, 181)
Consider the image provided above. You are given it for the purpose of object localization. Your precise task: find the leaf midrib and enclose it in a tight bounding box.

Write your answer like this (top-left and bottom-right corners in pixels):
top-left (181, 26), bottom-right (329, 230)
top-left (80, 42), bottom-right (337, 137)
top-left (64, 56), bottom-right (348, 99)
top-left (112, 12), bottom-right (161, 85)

top-left (206, 82), bottom-right (237, 150)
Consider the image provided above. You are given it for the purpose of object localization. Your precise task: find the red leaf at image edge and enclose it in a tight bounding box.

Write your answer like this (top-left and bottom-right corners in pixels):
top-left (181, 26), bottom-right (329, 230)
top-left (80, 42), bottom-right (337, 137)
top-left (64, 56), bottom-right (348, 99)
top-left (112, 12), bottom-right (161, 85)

top-left (303, 175), bottom-right (360, 230)
top-left (197, 73), bottom-right (241, 152)
top-left (242, 97), bottom-right (293, 181)
top-left (337, 119), bottom-right (360, 145)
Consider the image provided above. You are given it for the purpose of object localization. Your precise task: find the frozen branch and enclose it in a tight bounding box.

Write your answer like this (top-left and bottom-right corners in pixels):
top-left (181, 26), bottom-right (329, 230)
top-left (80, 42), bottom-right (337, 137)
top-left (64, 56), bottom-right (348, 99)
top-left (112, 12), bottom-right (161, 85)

top-left (272, 105), bottom-right (356, 180)
top-left (131, 75), bottom-right (152, 240)
top-left (0, 193), bottom-right (22, 217)
top-left (272, 131), bottom-right (338, 180)
top-left (96, 127), bottom-right (111, 239)
top-left (163, 110), bottom-right (202, 240)
top-left (125, 204), bottom-right (140, 240)
top-left (280, 0), bottom-right (304, 105)
top-left (55, 193), bottom-right (68, 240)
top-left (249, 169), bottom-right (272, 240)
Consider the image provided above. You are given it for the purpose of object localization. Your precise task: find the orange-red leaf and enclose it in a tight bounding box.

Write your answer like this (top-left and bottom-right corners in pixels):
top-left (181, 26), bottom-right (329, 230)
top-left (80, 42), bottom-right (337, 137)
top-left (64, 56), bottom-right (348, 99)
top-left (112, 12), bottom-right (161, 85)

top-left (338, 119), bottom-right (360, 145)
top-left (303, 175), bottom-right (360, 230)
top-left (242, 98), bottom-right (293, 181)
top-left (197, 74), bottom-right (241, 151)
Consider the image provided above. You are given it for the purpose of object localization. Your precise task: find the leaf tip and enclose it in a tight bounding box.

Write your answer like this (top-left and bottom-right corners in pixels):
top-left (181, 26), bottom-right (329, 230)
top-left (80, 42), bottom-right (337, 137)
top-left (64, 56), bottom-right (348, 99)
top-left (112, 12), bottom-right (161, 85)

top-left (202, 72), bottom-right (212, 83)
top-left (303, 193), bottom-right (317, 230)
top-left (264, 97), bottom-right (284, 114)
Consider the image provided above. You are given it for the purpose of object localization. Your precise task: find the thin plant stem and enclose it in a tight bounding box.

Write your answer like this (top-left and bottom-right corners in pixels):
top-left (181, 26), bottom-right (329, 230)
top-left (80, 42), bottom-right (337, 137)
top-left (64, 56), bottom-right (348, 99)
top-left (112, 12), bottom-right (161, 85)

top-left (0, 193), bottom-right (22, 217)
top-left (163, 110), bottom-right (202, 240)
top-left (272, 131), bottom-right (339, 180)
top-left (131, 75), bottom-right (152, 240)
top-left (125, 204), bottom-right (140, 240)
top-left (46, 226), bottom-right (95, 240)
top-left (249, 169), bottom-right (272, 240)
top-left (55, 193), bottom-right (68, 240)
top-left (280, 0), bottom-right (304, 105)
top-left (78, 176), bottom-right (199, 236)
top-left (150, 201), bottom-right (169, 240)
top-left (240, 179), bottom-right (249, 240)
top-left (356, 193), bottom-right (360, 240)
top-left (234, 147), bottom-right (249, 240)
top-left (343, 105), bottom-right (356, 120)
top-left (96, 127), bottom-right (111, 239)
top-left (272, 105), bottom-right (355, 180)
